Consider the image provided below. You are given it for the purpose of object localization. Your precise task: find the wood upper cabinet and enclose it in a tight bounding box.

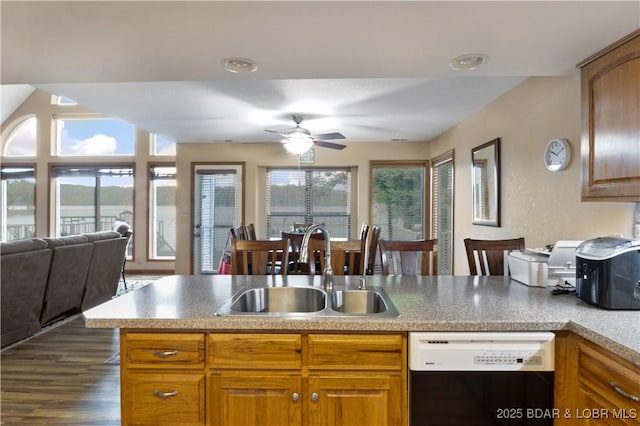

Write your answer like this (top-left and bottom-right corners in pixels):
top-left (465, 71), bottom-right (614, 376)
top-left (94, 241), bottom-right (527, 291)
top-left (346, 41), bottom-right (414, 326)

top-left (555, 332), bottom-right (640, 425)
top-left (579, 29), bottom-right (640, 201)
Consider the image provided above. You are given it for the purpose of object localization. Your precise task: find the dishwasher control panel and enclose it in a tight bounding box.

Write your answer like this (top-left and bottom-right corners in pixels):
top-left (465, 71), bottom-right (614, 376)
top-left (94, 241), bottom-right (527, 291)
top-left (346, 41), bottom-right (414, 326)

top-left (409, 332), bottom-right (555, 371)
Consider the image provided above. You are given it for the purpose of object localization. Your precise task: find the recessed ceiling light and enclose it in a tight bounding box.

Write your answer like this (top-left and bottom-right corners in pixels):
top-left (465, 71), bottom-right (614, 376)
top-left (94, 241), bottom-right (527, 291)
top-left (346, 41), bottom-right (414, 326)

top-left (449, 54), bottom-right (489, 71)
top-left (222, 57), bottom-right (258, 73)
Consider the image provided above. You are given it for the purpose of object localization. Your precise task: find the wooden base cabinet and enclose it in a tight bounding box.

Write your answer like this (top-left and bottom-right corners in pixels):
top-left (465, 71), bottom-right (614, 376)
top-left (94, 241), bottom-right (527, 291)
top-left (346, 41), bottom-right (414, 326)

top-left (121, 331), bottom-right (407, 426)
top-left (555, 332), bottom-right (640, 425)
top-left (209, 373), bottom-right (302, 426)
top-left (308, 374), bottom-right (403, 426)
top-left (121, 332), bottom-right (206, 426)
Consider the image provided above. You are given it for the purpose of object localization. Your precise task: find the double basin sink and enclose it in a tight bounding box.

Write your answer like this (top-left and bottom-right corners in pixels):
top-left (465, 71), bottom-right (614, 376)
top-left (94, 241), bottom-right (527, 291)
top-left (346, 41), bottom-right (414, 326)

top-left (215, 285), bottom-right (399, 317)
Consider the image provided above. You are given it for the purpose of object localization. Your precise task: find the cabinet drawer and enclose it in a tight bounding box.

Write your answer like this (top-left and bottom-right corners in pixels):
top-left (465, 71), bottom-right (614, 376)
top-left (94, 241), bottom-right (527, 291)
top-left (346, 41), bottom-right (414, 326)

top-left (208, 333), bottom-right (302, 369)
top-left (307, 334), bottom-right (403, 370)
top-left (124, 333), bottom-right (205, 368)
top-left (577, 339), bottom-right (640, 411)
top-left (124, 372), bottom-right (205, 425)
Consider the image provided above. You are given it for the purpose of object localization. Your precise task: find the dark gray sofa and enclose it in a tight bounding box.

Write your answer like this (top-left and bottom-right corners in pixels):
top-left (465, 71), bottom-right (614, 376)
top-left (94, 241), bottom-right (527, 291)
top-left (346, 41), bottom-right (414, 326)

top-left (81, 231), bottom-right (128, 310)
top-left (40, 235), bottom-right (94, 326)
top-left (1, 230), bottom-right (129, 348)
top-left (1, 238), bottom-right (52, 347)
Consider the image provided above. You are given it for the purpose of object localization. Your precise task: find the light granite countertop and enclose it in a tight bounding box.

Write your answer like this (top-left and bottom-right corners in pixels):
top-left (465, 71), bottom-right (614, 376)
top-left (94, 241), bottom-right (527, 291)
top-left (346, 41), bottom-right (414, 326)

top-left (83, 275), bottom-right (640, 366)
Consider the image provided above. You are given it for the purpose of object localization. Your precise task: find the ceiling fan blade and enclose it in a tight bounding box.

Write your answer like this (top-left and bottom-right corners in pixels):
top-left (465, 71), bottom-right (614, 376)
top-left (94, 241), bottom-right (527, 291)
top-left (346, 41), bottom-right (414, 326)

top-left (313, 132), bottom-right (345, 140)
top-left (314, 140), bottom-right (347, 150)
top-left (265, 129), bottom-right (288, 138)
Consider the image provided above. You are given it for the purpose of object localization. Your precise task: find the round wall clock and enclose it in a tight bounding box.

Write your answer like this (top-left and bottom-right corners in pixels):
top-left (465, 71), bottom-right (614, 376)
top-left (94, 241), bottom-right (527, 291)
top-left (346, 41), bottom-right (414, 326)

top-left (543, 138), bottom-right (571, 171)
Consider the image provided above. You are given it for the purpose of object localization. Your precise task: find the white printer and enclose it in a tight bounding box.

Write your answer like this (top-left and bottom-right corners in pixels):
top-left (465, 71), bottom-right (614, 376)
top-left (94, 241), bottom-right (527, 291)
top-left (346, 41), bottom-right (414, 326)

top-left (507, 241), bottom-right (583, 287)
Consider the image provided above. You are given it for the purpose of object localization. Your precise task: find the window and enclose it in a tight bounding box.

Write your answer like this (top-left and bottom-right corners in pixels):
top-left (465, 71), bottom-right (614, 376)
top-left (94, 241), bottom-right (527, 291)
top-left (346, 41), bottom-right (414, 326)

top-left (54, 117), bottom-right (135, 156)
top-left (149, 165), bottom-right (176, 259)
top-left (266, 168), bottom-right (352, 239)
top-left (3, 116), bottom-right (37, 157)
top-left (1, 167), bottom-right (36, 242)
top-left (371, 161), bottom-right (427, 240)
top-left (431, 150), bottom-right (455, 275)
top-left (151, 134), bottom-right (177, 156)
top-left (52, 95), bottom-right (78, 106)
top-left (51, 166), bottom-right (134, 250)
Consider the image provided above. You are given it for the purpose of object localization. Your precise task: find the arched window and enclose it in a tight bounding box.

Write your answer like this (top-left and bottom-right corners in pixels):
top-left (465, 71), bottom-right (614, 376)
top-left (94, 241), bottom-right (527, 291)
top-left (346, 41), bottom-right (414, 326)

top-left (3, 116), bottom-right (37, 157)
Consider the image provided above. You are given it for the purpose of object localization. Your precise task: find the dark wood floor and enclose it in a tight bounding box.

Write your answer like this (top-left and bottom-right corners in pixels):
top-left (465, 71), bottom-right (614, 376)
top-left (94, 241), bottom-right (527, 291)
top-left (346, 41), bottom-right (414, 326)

top-left (1, 315), bottom-right (121, 425)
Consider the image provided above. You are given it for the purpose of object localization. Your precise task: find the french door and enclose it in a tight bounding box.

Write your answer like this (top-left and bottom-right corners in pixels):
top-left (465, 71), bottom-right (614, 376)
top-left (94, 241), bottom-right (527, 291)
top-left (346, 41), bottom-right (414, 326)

top-left (192, 165), bottom-right (242, 274)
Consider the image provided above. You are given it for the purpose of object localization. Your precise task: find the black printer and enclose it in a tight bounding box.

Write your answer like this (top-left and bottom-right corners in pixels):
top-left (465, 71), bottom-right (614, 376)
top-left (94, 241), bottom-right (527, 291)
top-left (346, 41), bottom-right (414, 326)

top-left (575, 237), bottom-right (640, 310)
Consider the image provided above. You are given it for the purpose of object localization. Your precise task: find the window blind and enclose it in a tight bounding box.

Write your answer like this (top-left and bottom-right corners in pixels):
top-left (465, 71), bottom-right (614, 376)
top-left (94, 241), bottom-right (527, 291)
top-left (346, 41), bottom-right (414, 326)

top-left (431, 151), bottom-right (454, 275)
top-left (266, 168), bottom-right (351, 239)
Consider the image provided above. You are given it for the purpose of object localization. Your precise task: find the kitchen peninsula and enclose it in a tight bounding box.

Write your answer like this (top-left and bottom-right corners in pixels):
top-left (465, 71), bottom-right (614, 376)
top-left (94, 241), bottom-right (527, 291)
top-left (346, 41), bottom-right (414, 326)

top-left (84, 275), bottom-right (640, 426)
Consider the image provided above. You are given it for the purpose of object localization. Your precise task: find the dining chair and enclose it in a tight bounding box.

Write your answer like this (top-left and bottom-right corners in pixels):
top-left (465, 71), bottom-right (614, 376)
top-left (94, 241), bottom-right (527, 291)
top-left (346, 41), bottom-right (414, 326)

top-left (361, 224), bottom-right (381, 275)
top-left (245, 223), bottom-right (256, 240)
top-left (464, 237), bottom-right (525, 276)
top-left (233, 225), bottom-right (247, 240)
top-left (231, 239), bottom-right (290, 275)
top-left (306, 239), bottom-right (362, 275)
top-left (378, 239), bottom-right (438, 276)
top-left (281, 231), bottom-right (325, 274)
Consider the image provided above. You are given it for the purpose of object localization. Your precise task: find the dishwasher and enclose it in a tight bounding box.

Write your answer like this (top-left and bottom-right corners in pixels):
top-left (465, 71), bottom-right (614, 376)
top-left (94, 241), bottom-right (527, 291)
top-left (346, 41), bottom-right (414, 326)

top-left (409, 332), bottom-right (555, 426)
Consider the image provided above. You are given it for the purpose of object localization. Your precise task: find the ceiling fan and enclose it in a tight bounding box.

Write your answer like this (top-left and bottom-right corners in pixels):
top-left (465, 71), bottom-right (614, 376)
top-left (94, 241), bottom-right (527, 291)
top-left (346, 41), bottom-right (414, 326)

top-left (265, 115), bottom-right (346, 154)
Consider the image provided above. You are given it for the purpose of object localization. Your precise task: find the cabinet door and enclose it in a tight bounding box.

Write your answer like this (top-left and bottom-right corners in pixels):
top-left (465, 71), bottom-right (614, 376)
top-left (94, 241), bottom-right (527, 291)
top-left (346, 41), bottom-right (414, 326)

top-left (308, 374), bottom-right (403, 426)
top-left (209, 373), bottom-right (302, 426)
top-left (575, 337), bottom-right (640, 426)
top-left (124, 372), bottom-right (205, 426)
top-left (580, 30), bottom-right (640, 201)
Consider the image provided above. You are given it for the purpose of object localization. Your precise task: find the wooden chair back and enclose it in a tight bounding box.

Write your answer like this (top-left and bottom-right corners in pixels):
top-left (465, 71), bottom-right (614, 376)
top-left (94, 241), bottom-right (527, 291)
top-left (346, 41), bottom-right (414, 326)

top-left (231, 239), bottom-right (290, 275)
top-left (229, 226), bottom-right (247, 241)
top-left (361, 224), bottom-right (381, 275)
top-left (281, 231), bottom-right (324, 274)
top-left (245, 223), bottom-right (256, 240)
top-left (378, 239), bottom-right (438, 276)
top-left (463, 237), bottom-right (525, 276)
top-left (307, 239), bottom-right (362, 276)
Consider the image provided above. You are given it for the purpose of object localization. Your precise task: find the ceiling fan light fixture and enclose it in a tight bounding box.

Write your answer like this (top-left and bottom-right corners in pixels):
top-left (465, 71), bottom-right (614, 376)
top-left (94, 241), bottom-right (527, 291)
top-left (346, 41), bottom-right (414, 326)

top-left (283, 137), bottom-right (313, 155)
top-left (449, 53), bottom-right (488, 71)
top-left (222, 57), bottom-right (258, 73)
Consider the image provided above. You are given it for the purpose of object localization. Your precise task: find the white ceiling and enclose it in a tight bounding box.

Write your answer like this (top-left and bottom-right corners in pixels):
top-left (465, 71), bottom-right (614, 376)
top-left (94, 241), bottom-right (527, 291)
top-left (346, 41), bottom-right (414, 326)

top-left (2, 1), bottom-right (639, 144)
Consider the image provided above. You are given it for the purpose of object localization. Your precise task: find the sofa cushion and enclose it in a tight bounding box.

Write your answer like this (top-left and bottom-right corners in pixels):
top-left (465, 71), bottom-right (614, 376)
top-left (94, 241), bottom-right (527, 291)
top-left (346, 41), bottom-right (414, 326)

top-left (1, 238), bottom-right (48, 255)
top-left (82, 231), bottom-right (121, 242)
top-left (43, 235), bottom-right (89, 248)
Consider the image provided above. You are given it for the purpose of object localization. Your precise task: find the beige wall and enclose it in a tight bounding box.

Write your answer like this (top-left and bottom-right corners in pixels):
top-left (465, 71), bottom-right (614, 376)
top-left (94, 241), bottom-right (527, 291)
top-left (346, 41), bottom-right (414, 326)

top-left (174, 141), bottom-right (429, 273)
top-left (4, 77), bottom-right (636, 276)
top-left (429, 75), bottom-right (635, 274)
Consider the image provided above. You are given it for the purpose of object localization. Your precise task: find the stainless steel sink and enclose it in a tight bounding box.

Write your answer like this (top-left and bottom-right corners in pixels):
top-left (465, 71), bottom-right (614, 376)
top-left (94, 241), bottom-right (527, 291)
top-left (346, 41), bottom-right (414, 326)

top-left (218, 286), bottom-right (327, 315)
top-left (215, 285), bottom-right (399, 317)
top-left (331, 289), bottom-right (388, 314)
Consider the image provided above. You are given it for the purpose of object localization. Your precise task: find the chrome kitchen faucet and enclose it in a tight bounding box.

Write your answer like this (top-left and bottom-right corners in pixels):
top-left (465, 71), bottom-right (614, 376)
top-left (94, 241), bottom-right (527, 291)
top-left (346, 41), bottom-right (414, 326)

top-left (300, 225), bottom-right (334, 292)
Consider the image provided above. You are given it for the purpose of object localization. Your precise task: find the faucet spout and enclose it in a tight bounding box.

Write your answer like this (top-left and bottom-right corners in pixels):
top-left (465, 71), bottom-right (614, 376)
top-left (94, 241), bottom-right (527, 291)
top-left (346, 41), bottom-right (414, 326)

top-left (299, 225), bottom-right (334, 292)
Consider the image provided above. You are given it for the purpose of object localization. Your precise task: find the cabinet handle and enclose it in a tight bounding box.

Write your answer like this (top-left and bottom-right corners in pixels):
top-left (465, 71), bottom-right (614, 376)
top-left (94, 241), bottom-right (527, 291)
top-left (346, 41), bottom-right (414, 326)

top-left (153, 390), bottom-right (179, 399)
top-left (610, 382), bottom-right (640, 402)
top-left (291, 392), bottom-right (299, 402)
top-left (151, 349), bottom-right (179, 358)
top-left (311, 392), bottom-right (319, 402)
